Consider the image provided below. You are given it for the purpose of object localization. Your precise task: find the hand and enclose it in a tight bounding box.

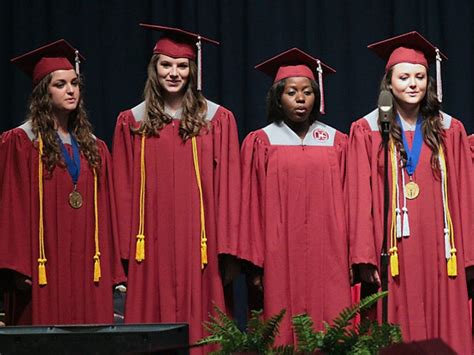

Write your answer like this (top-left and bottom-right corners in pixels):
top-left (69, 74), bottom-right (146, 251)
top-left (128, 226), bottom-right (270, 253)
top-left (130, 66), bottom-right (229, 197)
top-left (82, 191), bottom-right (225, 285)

top-left (359, 264), bottom-right (381, 286)
top-left (252, 274), bottom-right (263, 292)
top-left (15, 274), bottom-right (32, 291)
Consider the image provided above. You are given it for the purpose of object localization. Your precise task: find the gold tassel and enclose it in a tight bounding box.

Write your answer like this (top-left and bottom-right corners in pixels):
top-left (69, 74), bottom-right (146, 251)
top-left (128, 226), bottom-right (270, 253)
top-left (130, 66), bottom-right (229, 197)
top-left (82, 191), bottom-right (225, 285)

top-left (93, 253), bottom-right (101, 282)
top-left (38, 258), bottom-right (47, 285)
top-left (389, 247), bottom-right (399, 277)
top-left (200, 231), bottom-right (208, 269)
top-left (447, 248), bottom-right (457, 277)
top-left (135, 234), bottom-right (145, 262)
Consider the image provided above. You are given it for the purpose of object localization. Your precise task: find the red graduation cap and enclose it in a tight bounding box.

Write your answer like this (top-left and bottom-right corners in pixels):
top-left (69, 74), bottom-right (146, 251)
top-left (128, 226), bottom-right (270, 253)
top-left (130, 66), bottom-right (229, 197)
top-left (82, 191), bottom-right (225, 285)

top-left (368, 31), bottom-right (448, 102)
top-left (140, 23), bottom-right (219, 90)
top-left (255, 48), bottom-right (336, 114)
top-left (11, 39), bottom-right (84, 86)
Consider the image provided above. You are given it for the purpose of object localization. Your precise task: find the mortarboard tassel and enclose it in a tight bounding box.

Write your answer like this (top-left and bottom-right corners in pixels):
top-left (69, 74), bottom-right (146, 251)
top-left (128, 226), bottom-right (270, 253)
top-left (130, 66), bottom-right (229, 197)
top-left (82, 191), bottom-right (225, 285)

top-left (196, 36), bottom-right (202, 91)
top-left (316, 60), bottom-right (325, 114)
top-left (38, 133), bottom-right (48, 286)
top-left (135, 133), bottom-right (146, 262)
top-left (74, 50), bottom-right (81, 75)
top-left (192, 136), bottom-right (208, 269)
top-left (435, 48), bottom-right (442, 103)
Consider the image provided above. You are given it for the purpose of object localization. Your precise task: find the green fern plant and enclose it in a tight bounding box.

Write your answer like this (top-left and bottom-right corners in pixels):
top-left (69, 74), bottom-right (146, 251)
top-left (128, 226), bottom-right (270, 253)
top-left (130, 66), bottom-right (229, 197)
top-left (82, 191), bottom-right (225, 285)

top-left (196, 291), bottom-right (402, 354)
top-left (196, 305), bottom-right (286, 354)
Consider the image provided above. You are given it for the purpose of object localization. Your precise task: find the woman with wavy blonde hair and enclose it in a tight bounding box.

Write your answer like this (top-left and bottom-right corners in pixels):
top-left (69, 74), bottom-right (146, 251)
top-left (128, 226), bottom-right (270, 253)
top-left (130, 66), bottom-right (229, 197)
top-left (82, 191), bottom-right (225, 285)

top-left (0, 40), bottom-right (124, 325)
top-left (347, 31), bottom-right (474, 354)
top-left (112, 24), bottom-right (241, 352)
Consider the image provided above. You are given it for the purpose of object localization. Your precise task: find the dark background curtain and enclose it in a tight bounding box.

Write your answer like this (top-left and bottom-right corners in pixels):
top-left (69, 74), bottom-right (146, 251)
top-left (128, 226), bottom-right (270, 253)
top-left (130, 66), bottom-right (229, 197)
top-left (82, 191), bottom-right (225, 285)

top-left (1, 0), bottom-right (473, 146)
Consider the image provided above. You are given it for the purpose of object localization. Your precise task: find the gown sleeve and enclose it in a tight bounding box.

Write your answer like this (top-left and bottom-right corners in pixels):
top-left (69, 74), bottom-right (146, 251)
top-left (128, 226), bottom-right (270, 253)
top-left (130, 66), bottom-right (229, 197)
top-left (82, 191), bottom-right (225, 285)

top-left (0, 129), bottom-right (34, 277)
top-left (347, 120), bottom-right (379, 267)
top-left (211, 108), bottom-right (242, 257)
top-left (111, 111), bottom-right (136, 260)
top-left (237, 131), bottom-right (267, 267)
top-left (444, 120), bottom-right (474, 269)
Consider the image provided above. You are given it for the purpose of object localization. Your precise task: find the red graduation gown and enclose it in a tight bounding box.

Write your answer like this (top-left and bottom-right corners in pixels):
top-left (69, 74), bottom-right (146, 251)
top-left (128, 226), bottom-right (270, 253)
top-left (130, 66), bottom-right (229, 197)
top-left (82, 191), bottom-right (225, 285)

top-left (0, 122), bottom-right (125, 325)
top-left (112, 100), bottom-right (240, 350)
top-left (238, 121), bottom-right (351, 345)
top-left (347, 110), bottom-right (474, 354)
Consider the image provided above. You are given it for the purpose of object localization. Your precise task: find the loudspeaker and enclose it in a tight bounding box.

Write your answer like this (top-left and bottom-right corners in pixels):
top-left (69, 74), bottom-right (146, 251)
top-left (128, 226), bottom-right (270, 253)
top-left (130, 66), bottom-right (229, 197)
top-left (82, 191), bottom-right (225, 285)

top-left (380, 338), bottom-right (456, 354)
top-left (0, 323), bottom-right (189, 354)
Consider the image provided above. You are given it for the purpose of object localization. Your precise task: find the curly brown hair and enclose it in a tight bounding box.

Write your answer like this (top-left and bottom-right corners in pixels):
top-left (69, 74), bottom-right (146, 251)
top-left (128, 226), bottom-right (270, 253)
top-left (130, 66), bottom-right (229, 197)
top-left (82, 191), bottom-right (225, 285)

top-left (379, 68), bottom-right (444, 172)
top-left (133, 54), bottom-right (209, 140)
top-left (27, 72), bottom-right (101, 173)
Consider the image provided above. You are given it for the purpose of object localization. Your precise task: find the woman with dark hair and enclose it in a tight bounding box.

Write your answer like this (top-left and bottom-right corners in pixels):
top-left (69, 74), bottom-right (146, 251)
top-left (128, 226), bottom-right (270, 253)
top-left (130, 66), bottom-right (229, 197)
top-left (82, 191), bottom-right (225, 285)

top-left (112, 24), bottom-right (241, 351)
top-left (347, 32), bottom-right (474, 354)
top-left (238, 48), bottom-right (351, 345)
top-left (0, 40), bottom-right (124, 325)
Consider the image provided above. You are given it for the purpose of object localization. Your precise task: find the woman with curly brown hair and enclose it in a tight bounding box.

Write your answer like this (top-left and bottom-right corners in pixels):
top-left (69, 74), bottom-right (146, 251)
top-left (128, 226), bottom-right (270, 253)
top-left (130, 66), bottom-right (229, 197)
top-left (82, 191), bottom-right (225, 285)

top-left (112, 25), bottom-right (240, 351)
top-left (0, 39), bottom-right (124, 325)
top-left (347, 32), bottom-right (474, 354)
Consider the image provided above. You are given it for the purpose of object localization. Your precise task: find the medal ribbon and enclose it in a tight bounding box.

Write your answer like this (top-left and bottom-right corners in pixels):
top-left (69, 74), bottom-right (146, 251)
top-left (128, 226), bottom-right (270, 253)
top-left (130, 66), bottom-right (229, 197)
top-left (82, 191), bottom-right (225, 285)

top-left (57, 132), bottom-right (81, 185)
top-left (397, 114), bottom-right (423, 176)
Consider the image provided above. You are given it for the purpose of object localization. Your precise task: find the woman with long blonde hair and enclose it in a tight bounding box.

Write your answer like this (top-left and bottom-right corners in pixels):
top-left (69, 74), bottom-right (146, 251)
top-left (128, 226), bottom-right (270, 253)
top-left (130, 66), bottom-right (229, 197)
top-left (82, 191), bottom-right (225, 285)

top-left (112, 24), bottom-right (241, 352)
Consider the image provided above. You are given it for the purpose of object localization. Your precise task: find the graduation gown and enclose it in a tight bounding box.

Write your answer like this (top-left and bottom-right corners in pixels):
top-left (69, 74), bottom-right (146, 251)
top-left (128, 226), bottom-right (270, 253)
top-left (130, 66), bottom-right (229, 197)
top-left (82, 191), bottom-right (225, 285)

top-left (112, 100), bottom-right (240, 350)
top-left (0, 121), bottom-right (125, 325)
top-left (347, 110), bottom-right (474, 354)
top-left (238, 121), bottom-right (351, 345)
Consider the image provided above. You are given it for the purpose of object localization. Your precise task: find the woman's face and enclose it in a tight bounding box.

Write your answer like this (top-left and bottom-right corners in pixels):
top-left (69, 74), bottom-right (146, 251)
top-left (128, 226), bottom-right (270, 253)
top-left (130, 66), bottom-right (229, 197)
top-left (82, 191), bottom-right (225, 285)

top-left (280, 76), bottom-right (315, 124)
top-left (156, 54), bottom-right (190, 96)
top-left (48, 69), bottom-right (80, 114)
top-left (389, 63), bottom-right (427, 108)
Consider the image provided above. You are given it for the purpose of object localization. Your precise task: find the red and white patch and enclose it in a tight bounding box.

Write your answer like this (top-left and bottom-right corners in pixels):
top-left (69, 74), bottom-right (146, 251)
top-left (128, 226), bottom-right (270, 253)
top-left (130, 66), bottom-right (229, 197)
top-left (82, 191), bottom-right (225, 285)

top-left (312, 128), bottom-right (329, 141)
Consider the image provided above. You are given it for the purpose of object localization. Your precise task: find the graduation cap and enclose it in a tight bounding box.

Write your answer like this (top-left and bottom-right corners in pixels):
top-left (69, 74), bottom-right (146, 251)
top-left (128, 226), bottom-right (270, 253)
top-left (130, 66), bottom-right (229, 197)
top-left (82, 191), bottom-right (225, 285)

top-left (140, 23), bottom-right (220, 90)
top-left (255, 47), bottom-right (336, 114)
top-left (11, 39), bottom-right (84, 86)
top-left (368, 31), bottom-right (447, 102)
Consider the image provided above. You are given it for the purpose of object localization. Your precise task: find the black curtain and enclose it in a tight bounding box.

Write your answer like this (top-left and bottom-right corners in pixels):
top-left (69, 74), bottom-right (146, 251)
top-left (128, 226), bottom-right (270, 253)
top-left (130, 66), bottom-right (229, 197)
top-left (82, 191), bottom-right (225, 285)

top-left (1, 0), bottom-right (473, 146)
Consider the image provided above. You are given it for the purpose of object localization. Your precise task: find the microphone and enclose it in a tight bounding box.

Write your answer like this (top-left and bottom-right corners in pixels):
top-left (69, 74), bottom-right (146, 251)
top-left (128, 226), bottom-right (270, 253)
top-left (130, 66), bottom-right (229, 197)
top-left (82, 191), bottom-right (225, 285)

top-left (378, 90), bottom-right (393, 140)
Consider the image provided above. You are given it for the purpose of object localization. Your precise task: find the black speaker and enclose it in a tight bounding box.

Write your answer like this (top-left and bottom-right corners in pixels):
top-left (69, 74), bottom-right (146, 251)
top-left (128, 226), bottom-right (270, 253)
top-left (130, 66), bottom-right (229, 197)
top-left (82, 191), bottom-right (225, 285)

top-left (380, 338), bottom-right (457, 354)
top-left (0, 323), bottom-right (189, 354)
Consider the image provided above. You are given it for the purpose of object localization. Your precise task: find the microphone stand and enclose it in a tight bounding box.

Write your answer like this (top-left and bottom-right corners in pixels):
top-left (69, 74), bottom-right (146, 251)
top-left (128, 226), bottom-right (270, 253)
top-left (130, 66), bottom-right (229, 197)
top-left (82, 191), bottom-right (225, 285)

top-left (380, 114), bottom-right (390, 324)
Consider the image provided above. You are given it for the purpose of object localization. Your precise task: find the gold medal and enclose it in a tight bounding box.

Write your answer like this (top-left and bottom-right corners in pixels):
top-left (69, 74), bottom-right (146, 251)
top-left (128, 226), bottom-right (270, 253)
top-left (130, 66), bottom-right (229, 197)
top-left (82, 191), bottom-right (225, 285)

top-left (69, 190), bottom-right (83, 209)
top-left (405, 181), bottom-right (420, 200)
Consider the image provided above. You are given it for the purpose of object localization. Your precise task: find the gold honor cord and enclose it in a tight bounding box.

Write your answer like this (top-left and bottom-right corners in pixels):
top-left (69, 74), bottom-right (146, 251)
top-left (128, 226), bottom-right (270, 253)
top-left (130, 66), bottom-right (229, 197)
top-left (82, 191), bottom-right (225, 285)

top-left (135, 133), bottom-right (146, 262)
top-left (389, 140), bottom-right (399, 277)
top-left (191, 136), bottom-right (208, 269)
top-left (38, 134), bottom-right (47, 285)
top-left (440, 147), bottom-right (457, 276)
top-left (37, 133), bottom-right (101, 285)
top-left (93, 168), bottom-right (101, 282)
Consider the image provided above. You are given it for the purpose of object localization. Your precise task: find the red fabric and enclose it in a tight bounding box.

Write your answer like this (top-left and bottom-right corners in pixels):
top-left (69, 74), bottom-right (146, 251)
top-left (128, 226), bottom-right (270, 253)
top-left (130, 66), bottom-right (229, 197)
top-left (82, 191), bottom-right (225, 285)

top-left (153, 37), bottom-right (196, 59)
top-left (385, 47), bottom-right (428, 71)
top-left (33, 57), bottom-right (74, 84)
top-left (347, 117), bottom-right (474, 355)
top-left (112, 105), bottom-right (241, 353)
top-left (274, 65), bottom-right (315, 82)
top-left (237, 127), bottom-right (351, 345)
top-left (0, 127), bottom-right (125, 325)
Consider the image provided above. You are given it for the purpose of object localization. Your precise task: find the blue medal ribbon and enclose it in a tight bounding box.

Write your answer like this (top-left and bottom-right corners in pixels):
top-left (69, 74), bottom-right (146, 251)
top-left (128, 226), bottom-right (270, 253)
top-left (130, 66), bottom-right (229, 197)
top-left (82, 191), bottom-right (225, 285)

top-left (57, 132), bottom-right (81, 185)
top-left (397, 114), bottom-right (423, 176)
